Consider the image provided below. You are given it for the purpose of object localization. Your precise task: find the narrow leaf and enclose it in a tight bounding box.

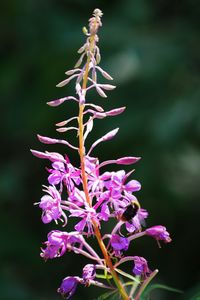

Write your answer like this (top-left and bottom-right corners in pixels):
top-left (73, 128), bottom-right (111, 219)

top-left (115, 268), bottom-right (140, 283)
top-left (97, 290), bottom-right (117, 300)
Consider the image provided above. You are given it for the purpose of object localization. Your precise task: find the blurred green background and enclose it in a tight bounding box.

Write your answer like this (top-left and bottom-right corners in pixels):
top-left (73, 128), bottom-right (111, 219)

top-left (1, 0), bottom-right (200, 299)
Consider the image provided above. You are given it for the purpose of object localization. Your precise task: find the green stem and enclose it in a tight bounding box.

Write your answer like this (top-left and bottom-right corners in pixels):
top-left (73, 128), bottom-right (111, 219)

top-left (134, 269), bottom-right (159, 300)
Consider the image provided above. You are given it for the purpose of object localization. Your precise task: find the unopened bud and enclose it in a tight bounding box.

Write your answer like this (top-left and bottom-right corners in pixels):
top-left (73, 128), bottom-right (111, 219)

top-left (82, 26), bottom-right (88, 35)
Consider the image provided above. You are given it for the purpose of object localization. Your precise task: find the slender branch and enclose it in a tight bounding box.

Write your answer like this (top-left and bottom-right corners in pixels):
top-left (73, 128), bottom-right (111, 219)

top-left (81, 237), bottom-right (104, 265)
top-left (114, 256), bottom-right (138, 268)
top-left (69, 245), bottom-right (102, 262)
top-left (128, 231), bottom-right (146, 242)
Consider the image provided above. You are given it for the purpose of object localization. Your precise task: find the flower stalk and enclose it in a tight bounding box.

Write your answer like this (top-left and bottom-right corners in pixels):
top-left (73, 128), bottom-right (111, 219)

top-left (31, 8), bottom-right (172, 300)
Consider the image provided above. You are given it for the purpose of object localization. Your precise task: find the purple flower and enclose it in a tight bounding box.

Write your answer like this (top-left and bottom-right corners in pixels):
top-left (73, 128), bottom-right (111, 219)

top-left (39, 186), bottom-right (64, 224)
top-left (146, 225), bottom-right (172, 243)
top-left (31, 149), bottom-right (65, 163)
top-left (70, 205), bottom-right (99, 235)
top-left (40, 230), bottom-right (82, 260)
top-left (57, 276), bottom-right (79, 299)
top-left (41, 230), bottom-right (68, 259)
top-left (86, 156), bottom-right (106, 193)
top-left (68, 187), bottom-right (85, 206)
top-left (132, 256), bottom-right (151, 277)
top-left (98, 203), bottom-right (110, 221)
top-left (104, 170), bottom-right (141, 199)
top-left (82, 264), bottom-right (96, 285)
top-left (48, 161), bottom-right (65, 185)
top-left (110, 234), bottom-right (129, 256)
top-left (48, 157), bottom-right (81, 191)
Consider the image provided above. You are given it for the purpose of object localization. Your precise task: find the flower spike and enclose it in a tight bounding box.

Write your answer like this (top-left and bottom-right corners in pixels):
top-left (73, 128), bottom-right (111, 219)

top-left (31, 8), bottom-right (171, 300)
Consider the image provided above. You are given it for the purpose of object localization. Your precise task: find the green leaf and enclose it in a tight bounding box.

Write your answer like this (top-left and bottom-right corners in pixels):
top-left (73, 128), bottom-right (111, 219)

top-left (189, 291), bottom-right (200, 300)
top-left (141, 283), bottom-right (183, 299)
top-left (115, 268), bottom-right (140, 283)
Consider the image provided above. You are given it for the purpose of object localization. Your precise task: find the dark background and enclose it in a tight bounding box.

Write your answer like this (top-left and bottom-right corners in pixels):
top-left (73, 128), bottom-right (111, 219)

top-left (1, 0), bottom-right (200, 299)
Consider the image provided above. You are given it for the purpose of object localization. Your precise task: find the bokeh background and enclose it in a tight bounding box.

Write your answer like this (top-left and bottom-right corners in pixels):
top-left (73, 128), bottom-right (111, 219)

top-left (1, 0), bottom-right (200, 299)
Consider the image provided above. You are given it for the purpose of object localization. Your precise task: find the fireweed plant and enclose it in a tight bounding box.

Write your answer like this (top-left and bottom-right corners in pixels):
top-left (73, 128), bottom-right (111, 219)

top-left (31, 9), bottom-right (172, 300)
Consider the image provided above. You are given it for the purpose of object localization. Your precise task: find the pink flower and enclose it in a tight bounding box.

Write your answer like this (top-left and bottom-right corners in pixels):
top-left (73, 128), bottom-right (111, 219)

top-left (110, 234), bottom-right (130, 256)
top-left (104, 170), bottom-right (141, 199)
top-left (132, 256), bottom-right (151, 277)
top-left (146, 225), bottom-right (172, 243)
top-left (38, 186), bottom-right (64, 224)
top-left (48, 157), bottom-right (81, 191)
top-left (41, 230), bottom-right (82, 260)
top-left (70, 205), bottom-right (99, 235)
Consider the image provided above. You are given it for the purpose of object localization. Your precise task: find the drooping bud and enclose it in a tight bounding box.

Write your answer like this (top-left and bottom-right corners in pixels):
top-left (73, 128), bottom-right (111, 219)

top-left (82, 264), bottom-right (96, 285)
top-left (132, 256), bottom-right (151, 277)
top-left (146, 226), bottom-right (172, 243)
top-left (47, 96), bottom-right (78, 107)
top-left (37, 135), bottom-right (62, 144)
top-left (30, 149), bottom-right (65, 162)
top-left (95, 66), bottom-right (113, 80)
top-left (57, 276), bottom-right (80, 299)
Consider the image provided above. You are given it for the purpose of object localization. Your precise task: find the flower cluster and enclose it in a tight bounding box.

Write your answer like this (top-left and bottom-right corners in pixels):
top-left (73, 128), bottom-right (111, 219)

top-left (31, 8), bottom-right (171, 300)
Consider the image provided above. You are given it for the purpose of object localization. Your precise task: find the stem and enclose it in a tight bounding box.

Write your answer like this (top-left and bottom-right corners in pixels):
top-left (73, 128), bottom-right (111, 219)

top-left (77, 29), bottom-right (130, 300)
top-left (134, 269), bottom-right (159, 300)
top-left (81, 237), bottom-right (103, 265)
top-left (89, 280), bottom-right (115, 290)
top-left (129, 278), bottom-right (140, 299)
top-left (114, 256), bottom-right (138, 269)
top-left (78, 103), bottom-right (91, 206)
top-left (69, 246), bottom-right (102, 262)
top-left (128, 231), bottom-right (146, 242)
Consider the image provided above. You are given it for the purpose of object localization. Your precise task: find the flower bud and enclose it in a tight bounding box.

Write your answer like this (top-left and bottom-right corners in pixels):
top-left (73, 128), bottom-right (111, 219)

top-left (37, 135), bottom-right (60, 144)
top-left (102, 128), bottom-right (119, 141)
top-left (132, 256), bottom-right (151, 277)
top-left (96, 86), bottom-right (107, 98)
top-left (99, 84), bottom-right (116, 90)
top-left (116, 156), bottom-right (141, 165)
top-left (47, 96), bottom-right (77, 107)
top-left (57, 276), bottom-right (79, 299)
top-left (82, 264), bottom-right (96, 285)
